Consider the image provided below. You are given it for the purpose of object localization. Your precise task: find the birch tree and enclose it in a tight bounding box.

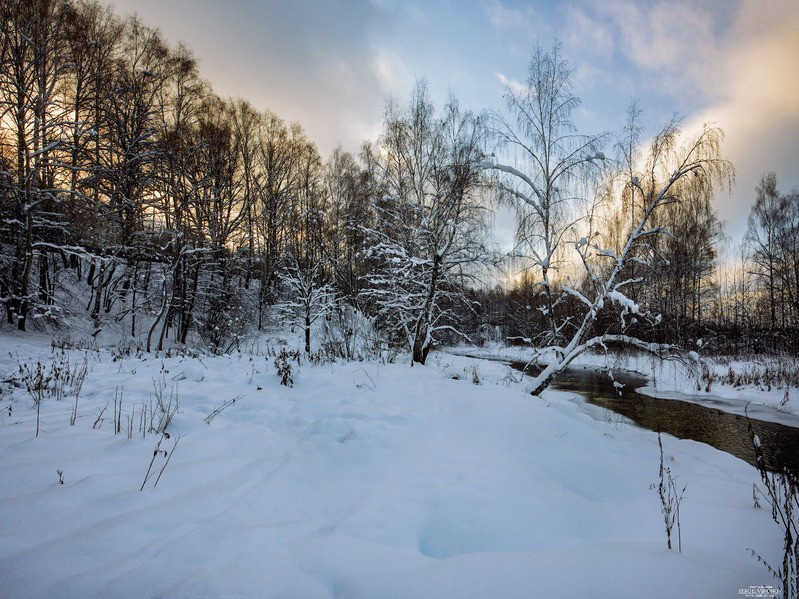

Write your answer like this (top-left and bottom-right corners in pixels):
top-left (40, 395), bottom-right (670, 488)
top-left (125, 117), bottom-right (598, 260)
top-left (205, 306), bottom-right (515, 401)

top-left (490, 42), bottom-right (608, 347)
top-left (364, 83), bottom-right (495, 364)
top-left (323, 147), bottom-right (371, 301)
top-left (253, 113), bottom-right (307, 326)
top-left (747, 173), bottom-right (799, 335)
top-left (502, 118), bottom-right (732, 395)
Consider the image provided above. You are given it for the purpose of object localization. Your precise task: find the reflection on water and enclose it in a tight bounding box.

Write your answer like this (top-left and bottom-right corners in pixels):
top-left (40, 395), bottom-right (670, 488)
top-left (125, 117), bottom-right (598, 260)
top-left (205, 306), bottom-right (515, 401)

top-left (509, 361), bottom-right (799, 475)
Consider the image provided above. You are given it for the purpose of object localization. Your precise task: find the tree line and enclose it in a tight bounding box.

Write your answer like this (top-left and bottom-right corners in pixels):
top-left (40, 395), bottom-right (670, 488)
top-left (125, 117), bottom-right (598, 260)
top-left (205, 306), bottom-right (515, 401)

top-left (467, 166), bottom-right (799, 358)
top-left (0, 0), bottom-right (371, 350)
top-left (1, 0), bottom-right (795, 366)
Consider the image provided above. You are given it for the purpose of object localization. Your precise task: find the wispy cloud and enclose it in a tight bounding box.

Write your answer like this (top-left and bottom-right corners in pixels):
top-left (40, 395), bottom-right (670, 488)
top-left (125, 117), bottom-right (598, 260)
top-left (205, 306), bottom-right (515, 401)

top-left (483, 0), bottom-right (538, 32)
top-left (495, 72), bottom-right (526, 96)
top-left (563, 0), bottom-right (799, 238)
top-left (112, 0), bottom-right (393, 155)
top-left (683, 1), bottom-right (799, 237)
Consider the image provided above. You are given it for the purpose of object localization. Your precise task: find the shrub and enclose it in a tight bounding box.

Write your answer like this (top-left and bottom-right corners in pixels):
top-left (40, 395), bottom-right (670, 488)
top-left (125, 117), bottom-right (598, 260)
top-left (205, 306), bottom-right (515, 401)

top-left (274, 348), bottom-right (300, 387)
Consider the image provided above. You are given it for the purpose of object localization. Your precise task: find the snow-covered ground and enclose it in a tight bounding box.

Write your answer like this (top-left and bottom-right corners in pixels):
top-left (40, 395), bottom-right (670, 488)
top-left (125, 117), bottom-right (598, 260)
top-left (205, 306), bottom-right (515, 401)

top-left (0, 332), bottom-right (786, 598)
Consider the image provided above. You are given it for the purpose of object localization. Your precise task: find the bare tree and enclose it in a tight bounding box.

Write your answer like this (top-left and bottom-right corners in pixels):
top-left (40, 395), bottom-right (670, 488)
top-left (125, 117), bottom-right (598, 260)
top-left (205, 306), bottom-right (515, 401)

top-left (323, 147), bottom-right (372, 301)
top-left (747, 172), bottom-right (782, 330)
top-left (507, 117), bottom-right (733, 395)
top-left (230, 99), bottom-right (261, 285)
top-left (489, 41), bottom-right (608, 347)
top-left (278, 257), bottom-right (336, 355)
top-left (747, 172), bottom-right (799, 340)
top-left (61, 0), bottom-right (122, 226)
top-left (253, 113), bottom-right (307, 327)
top-left (0, 0), bottom-right (80, 329)
top-left (364, 83), bottom-right (495, 364)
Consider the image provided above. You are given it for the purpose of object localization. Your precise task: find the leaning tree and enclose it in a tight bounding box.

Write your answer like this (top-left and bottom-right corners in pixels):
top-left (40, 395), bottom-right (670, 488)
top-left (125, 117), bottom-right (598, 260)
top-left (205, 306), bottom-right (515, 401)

top-left (485, 44), bottom-right (732, 395)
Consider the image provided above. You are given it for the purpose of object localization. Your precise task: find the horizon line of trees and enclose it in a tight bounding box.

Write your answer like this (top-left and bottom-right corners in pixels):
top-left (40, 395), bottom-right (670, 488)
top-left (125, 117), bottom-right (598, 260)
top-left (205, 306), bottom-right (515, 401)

top-left (1, 0), bottom-right (797, 360)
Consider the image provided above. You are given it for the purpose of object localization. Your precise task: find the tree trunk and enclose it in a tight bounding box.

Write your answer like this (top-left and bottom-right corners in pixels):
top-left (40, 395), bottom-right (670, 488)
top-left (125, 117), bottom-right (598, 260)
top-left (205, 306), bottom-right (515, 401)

top-left (411, 256), bottom-right (441, 365)
top-left (17, 208), bottom-right (35, 331)
top-left (89, 260), bottom-right (104, 323)
top-left (130, 261), bottom-right (139, 337)
top-left (178, 262), bottom-right (200, 344)
top-left (305, 312), bottom-right (311, 355)
top-left (147, 272), bottom-right (169, 353)
top-left (529, 362), bottom-right (560, 397)
top-left (38, 252), bottom-right (50, 304)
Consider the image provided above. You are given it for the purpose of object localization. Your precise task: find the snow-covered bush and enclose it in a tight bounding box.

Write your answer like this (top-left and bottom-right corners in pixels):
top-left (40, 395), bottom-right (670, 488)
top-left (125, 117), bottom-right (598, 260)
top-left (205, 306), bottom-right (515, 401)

top-left (317, 303), bottom-right (383, 362)
top-left (276, 258), bottom-right (336, 356)
top-left (274, 348), bottom-right (301, 387)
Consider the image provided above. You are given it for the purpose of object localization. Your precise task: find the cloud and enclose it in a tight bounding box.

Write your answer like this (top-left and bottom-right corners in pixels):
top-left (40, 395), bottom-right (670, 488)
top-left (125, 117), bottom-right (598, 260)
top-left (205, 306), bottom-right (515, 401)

top-left (372, 51), bottom-right (412, 97)
top-left (562, 0), bottom-right (799, 240)
top-left (483, 0), bottom-right (537, 32)
top-left (107, 0), bottom-right (799, 238)
top-left (679, 1), bottom-right (799, 240)
top-left (562, 5), bottom-right (614, 62)
top-left (111, 0), bottom-right (392, 156)
top-left (495, 72), bottom-right (526, 96)
top-left (564, 0), bottom-right (734, 109)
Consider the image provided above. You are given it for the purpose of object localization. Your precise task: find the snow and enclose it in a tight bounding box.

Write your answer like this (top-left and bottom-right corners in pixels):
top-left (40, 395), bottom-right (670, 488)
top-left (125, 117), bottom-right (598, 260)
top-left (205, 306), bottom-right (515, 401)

top-left (595, 247), bottom-right (619, 261)
top-left (607, 289), bottom-right (640, 314)
top-left (613, 352), bottom-right (799, 423)
top-left (0, 333), bottom-right (786, 598)
top-left (563, 285), bottom-right (593, 309)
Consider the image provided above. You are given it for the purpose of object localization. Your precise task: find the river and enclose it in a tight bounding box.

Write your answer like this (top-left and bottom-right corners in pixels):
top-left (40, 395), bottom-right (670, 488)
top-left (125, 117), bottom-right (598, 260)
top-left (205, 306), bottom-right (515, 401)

top-left (506, 360), bottom-right (799, 475)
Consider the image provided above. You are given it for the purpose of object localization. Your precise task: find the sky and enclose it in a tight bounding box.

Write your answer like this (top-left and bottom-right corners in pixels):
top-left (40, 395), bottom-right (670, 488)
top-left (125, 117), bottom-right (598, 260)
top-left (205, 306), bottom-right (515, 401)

top-left (109, 0), bottom-right (799, 245)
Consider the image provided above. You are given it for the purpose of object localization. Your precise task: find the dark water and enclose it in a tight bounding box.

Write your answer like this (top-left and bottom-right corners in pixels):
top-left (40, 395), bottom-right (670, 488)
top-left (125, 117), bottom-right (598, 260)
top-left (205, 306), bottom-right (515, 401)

top-left (508, 361), bottom-right (799, 475)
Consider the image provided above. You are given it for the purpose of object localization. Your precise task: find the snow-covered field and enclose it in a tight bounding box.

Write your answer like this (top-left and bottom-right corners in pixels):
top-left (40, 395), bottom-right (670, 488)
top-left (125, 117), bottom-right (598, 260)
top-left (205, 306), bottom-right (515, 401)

top-left (0, 332), bottom-right (786, 598)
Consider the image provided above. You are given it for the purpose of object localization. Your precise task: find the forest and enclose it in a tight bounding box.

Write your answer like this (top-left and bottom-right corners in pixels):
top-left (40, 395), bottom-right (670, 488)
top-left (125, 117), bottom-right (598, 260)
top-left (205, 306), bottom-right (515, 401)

top-left (2, 0), bottom-right (798, 369)
top-left (2, 2), bottom-right (799, 597)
